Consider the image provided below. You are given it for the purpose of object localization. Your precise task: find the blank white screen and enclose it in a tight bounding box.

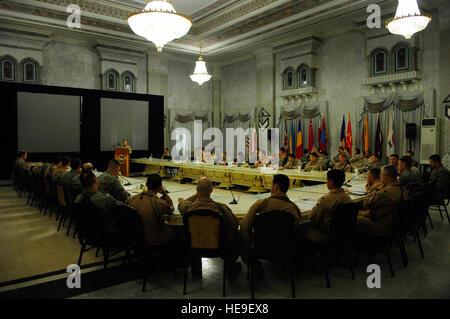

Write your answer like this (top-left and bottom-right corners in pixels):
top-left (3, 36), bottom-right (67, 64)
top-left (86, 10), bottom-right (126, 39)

top-left (17, 92), bottom-right (81, 153)
top-left (100, 98), bottom-right (149, 151)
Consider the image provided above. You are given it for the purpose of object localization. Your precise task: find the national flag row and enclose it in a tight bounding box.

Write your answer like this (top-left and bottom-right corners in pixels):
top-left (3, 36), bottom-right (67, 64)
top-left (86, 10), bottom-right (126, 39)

top-left (283, 116), bottom-right (328, 158)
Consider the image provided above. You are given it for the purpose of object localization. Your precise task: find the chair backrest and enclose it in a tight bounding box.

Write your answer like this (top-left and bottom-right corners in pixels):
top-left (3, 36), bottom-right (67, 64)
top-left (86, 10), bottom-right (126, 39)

top-left (56, 184), bottom-right (67, 207)
top-left (393, 198), bottom-right (414, 236)
top-left (253, 211), bottom-right (296, 259)
top-left (71, 202), bottom-right (104, 246)
top-left (116, 204), bottom-right (145, 253)
top-left (183, 210), bottom-right (224, 251)
top-left (411, 192), bottom-right (428, 227)
top-left (329, 202), bottom-right (359, 247)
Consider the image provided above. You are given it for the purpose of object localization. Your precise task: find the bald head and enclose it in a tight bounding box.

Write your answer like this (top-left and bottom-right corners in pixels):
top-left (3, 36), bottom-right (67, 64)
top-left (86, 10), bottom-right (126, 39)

top-left (82, 163), bottom-right (93, 172)
top-left (197, 177), bottom-right (213, 197)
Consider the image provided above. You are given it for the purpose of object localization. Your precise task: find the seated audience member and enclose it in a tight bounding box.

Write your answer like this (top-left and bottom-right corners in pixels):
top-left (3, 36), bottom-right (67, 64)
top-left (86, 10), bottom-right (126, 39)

top-left (97, 159), bottom-right (130, 202)
top-left (365, 168), bottom-right (382, 194)
top-left (304, 153), bottom-right (323, 172)
top-left (161, 147), bottom-right (172, 160)
top-left (406, 150), bottom-right (418, 167)
top-left (398, 156), bottom-right (420, 194)
top-left (318, 150), bottom-right (330, 170)
top-left (52, 156), bottom-right (71, 179)
top-left (300, 169), bottom-right (351, 243)
top-left (178, 177), bottom-right (241, 268)
top-left (127, 174), bottom-right (175, 248)
top-left (333, 153), bottom-right (352, 172)
top-left (15, 150), bottom-right (31, 173)
top-left (367, 154), bottom-right (382, 170)
top-left (75, 170), bottom-right (123, 239)
top-left (356, 165), bottom-right (405, 237)
top-left (428, 154), bottom-right (450, 203)
top-left (279, 147), bottom-right (288, 167)
top-left (254, 150), bottom-right (269, 167)
top-left (332, 146), bottom-right (345, 164)
top-left (241, 174), bottom-right (301, 254)
top-left (302, 148), bottom-right (310, 163)
top-left (284, 153), bottom-right (299, 169)
top-left (219, 151), bottom-right (228, 165)
top-left (389, 154), bottom-right (399, 167)
top-left (349, 148), bottom-right (361, 163)
top-left (343, 148), bottom-right (351, 162)
top-left (45, 156), bottom-right (62, 179)
top-left (71, 162), bottom-right (94, 194)
top-left (54, 157), bottom-right (81, 188)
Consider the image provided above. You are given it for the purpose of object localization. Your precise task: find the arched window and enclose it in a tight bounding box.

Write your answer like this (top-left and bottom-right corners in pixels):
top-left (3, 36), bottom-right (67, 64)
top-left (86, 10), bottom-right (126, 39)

top-left (283, 68), bottom-right (294, 90)
top-left (22, 59), bottom-right (38, 83)
top-left (297, 64), bottom-right (309, 87)
top-left (122, 72), bottom-right (135, 93)
top-left (1, 56), bottom-right (17, 81)
top-left (372, 49), bottom-right (387, 75)
top-left (104, 69), bottom-right (119, 91)
top-left (394, 45), bottom-right (409, 71)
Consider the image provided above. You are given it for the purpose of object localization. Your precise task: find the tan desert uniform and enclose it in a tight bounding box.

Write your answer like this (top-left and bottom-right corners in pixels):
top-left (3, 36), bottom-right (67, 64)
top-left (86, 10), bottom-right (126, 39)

top-left (52, 166), bottom-right (69, 180)
top-left (356, 182), bottom-right (405, 237)
top-left (304, 160), bottom-right (323, 172)
top-left (334, 162), bottom-right (352, 172)
top-left (178, 195), bottom-right (239, 246)
top-left (122, 144), bottom-right (132, 154)
top-left (301, 188), bottom-right (352, 243)
top-left (240, 194), bottom-right (301, 249)
top-left (366, 181), bottom-right (383, 194)
top-left (127, 192), bottom-right (175, 247)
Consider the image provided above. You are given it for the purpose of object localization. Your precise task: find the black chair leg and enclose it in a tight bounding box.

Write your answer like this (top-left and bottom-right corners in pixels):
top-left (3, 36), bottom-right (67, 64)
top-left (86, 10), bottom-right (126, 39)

top-left (142, 256), bottom-right (149, 293)
top-left (438, 206), bottom-right (444, 221)
top-left (319, 251), bottom-right (330, 288)
top-left (57, 212), bottom-right (64, 232)
top-left (66, 216), bottom-right (73, 236)
top-left (95, 246), bottom-right (100, 257)
top-left (384, 244), bottom-right (394, 278)
top-left (444, 205), bottom-right (450, 224)
top-left (345, 244), bottom-right (355, 279)
top-left (290, 258), bottom-right (295, 298)
top-left (427, 210), bottom-right (434, 229)
top-left (222, 259), bottom-right (226, 298)
top-left (103, 247), bottom-right (109, 282)
top-left (78, 241), bottom-right (86, 266)
top-left (415, 230), bottom-right (424, 258)
top-left (250, 256), bottom-right (255, 299)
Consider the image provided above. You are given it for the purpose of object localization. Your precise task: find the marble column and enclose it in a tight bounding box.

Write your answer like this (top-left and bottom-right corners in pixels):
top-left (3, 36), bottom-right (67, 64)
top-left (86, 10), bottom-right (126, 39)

top-left (146, 52), bottom-right (169, 147)
top-left (255, 47), bottom-right (275, 128)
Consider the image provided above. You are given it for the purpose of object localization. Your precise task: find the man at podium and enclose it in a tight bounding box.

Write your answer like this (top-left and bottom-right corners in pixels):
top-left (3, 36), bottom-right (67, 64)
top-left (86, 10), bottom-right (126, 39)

top-left (121, 139), bottom-right (132, 154)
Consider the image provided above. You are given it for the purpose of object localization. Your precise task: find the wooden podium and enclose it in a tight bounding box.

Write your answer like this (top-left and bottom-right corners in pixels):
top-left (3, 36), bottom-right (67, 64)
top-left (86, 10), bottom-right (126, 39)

top-left (114, 147), bottom-right (130, 177)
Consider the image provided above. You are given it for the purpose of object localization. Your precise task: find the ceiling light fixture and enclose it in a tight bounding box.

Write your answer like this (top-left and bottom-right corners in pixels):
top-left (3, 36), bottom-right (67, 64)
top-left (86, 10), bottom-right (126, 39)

top-left (386, 0), bottom-right (431, 39)
top-left (190, 48), bottom-right (212, 85)
top-left (128, 0), bottom-right (192, 52)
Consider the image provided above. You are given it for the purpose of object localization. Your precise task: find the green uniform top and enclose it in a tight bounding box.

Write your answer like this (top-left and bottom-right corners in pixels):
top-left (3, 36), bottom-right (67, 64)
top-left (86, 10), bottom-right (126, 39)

top-left (284, 159), bottom-right (299, 169)
top-left (75, 191), bottom-right (122, 234)
top-left (15, 158), bottom-right (30, 173)
top-left (398, 169), bottom-right (420, 191)
top-left (334, 161), bottom-right (352, 172)
top-left (304, 160), bottom-right (324, 172)
top-left (54, 169), bottom-right (79, 189)
top-left (97, 171), bottom-right (130, 202)
top-left (430, 166), bottom-right (450, 199)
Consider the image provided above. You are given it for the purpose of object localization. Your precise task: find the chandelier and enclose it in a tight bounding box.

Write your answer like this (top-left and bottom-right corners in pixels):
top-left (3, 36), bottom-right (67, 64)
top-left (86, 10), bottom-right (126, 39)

top-left (128, 0), bottom-right (192, 52)
top-left (189, 49), bottom-right (212, 85)
top-left (386, 0), bottom-right (431, 39)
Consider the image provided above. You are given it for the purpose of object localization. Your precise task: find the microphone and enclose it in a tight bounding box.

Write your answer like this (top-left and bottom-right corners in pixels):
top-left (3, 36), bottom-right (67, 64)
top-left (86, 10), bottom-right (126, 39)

top-left (119, 172), bottom-right (132, 186)
top-left (229, 188), bottom-right (238, 205)
top-left (343, 171), bottom-right (364, 187)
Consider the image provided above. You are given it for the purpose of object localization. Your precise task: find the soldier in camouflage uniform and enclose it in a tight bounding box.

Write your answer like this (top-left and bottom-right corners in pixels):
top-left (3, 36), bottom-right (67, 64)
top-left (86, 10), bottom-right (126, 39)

top-left (428, 154), bottom-right (450, 203)
top-left (75, 170), bottom-right (123, 238)
top-left (55, 158), bottom-right (81, 189)
top-left (52, 157), bottom-right (71, 180)
top-left (15, 151), bottom-right (31, 173)
top-left (398, 156), bottom-right (420, 195)
top-left (333, 154), bottom-right (352, 172)
top-left (304, 153), bottom-right (324, 172)
top-left (284, 154), bottom-right (299, 169)
top-left (122, 139), bottom-right (132, 154)
top-left (97, 159), bottom-right (130, 202)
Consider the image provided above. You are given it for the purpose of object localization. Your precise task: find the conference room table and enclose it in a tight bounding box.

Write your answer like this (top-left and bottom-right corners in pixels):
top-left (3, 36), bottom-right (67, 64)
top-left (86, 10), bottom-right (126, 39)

top-left (131, 158), bottom-right (342, 193)
top-left (114, 169), bottom-right (368, 226)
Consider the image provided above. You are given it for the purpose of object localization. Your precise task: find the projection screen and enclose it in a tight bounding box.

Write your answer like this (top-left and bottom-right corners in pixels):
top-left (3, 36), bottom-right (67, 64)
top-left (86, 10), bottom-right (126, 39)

top-left (17, 92), bottom-right (81, 153)
top-left (100, 98), bottom-right (149, 152)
